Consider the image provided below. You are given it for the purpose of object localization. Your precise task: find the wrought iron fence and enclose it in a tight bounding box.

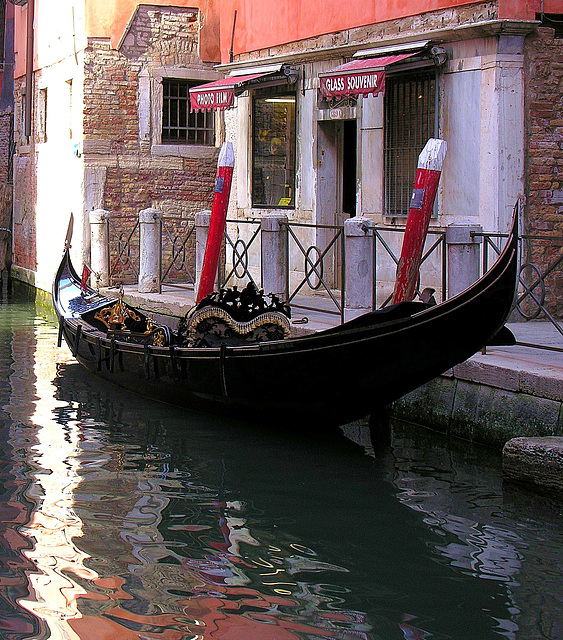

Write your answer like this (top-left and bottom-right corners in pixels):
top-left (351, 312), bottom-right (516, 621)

top-left (108, 215), bottom-right (139, 286)
top-left (108, 215), bottom-right (196, 287)
top-left (478, 229), bottom-right (563, 350)
top-left (284, 221), bottom-right (345, 322)
top-left (160, 216), bottom-right (196, 286)
top-left (220, 219), bottom-right (262, 289)
top-left (103, 211), bottom-right (562, 353)
top-left (372, 225), bottom-right (446, 307)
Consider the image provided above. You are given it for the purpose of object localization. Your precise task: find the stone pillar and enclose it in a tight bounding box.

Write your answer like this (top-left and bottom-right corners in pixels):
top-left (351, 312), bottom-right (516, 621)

top-left (344, 216), bottom-right (376, 321)
top-left (138, 207), bottom-right (162, 294)
top-left (261, 212), bottom-right (288, 300)
top-left (89, 209), bottom-right (110, 287)
top-left (446, 224), bottom-right (482, 298)
top-left (195, 210), bottom-right (212, 293)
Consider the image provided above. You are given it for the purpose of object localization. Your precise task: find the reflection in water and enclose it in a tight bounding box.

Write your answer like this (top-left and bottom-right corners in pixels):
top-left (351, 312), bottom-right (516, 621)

top-left (0, 295), bottom-right (561, 640)
top-left (4, 307), bottom-right (97, 639)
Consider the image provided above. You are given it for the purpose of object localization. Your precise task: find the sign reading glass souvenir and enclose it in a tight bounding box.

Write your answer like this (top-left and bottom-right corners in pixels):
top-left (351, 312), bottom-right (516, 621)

top-left (319, 53), bottom-right (418, 100)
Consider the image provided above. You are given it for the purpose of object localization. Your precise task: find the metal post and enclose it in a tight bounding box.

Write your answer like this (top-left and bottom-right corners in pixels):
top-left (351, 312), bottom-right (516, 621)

top-left (261, 211), bottom-right (288, 300)
top-left (89, 208), bottom-right (110, 287)
top-left (138, 207), bottom-right (162, 293)
top-left (344, 216), bottom-right (375, 321)
top-left (446, 224), bottom-right (483, 298)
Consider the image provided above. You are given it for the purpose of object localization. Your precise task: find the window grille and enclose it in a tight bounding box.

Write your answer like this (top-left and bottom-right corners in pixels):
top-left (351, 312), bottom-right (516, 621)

top-left (384, 70), bottom-right (436, 217)
top-left (162, 79), bottom-right (214, 145)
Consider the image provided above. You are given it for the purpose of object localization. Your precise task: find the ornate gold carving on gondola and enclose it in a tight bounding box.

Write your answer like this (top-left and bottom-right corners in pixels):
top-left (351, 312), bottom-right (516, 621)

top-left (94, 289), bottom-right (142, 331)
top-left (92, 290), bottom-right (171, 346)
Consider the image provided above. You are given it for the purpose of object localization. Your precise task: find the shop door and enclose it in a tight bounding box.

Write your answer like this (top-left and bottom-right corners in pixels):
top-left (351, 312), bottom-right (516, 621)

top-left (317, 119), bottom-right (357, 288)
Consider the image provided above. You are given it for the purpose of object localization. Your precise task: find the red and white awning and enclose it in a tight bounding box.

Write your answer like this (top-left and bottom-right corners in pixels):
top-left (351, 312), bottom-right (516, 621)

top-left (189, 73), bottom-right (265, 112)
top-left (319, 52), bottom-right (418, 100)
top-left (190, 65), bottom-right (297, 112)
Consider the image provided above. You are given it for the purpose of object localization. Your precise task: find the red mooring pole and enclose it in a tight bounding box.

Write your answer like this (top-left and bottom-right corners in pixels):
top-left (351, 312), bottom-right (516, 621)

top-left (196, 142), bottom-right (235, 303)
top-left (392, 138), bottom-right (447, 304)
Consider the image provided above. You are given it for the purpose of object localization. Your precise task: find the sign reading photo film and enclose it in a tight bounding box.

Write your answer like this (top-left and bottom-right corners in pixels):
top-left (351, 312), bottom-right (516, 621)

top-left (191, 88), bottom-right (235, 111)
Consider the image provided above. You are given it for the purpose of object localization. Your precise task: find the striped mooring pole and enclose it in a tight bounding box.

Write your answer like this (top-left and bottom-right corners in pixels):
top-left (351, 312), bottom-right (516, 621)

top-left (392, 138), bottom-right (447, 304)
top-left (196, 142), bottom-right (235, 303)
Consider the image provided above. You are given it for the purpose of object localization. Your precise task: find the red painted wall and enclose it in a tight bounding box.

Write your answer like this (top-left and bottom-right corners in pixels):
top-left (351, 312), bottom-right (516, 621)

top-left (14, 1), bottom-right (560, 73)
top-left (218, 0), bottom-right (559, 62)
top-left (85, 0), bottom-right (221, 61)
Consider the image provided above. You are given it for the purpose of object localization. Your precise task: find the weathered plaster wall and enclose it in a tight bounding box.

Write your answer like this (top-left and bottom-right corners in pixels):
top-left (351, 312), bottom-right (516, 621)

top-left (12, 1), bottom-right (85, 288)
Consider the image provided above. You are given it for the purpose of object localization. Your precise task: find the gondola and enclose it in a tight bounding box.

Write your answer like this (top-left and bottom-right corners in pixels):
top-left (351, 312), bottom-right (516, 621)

top-left (53, 211), bottom-right (518, 427)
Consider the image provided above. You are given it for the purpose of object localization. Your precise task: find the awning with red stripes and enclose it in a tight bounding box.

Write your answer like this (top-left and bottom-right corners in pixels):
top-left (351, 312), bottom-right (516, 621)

top-left (189, 74), bottom-right (266, 112)
top-left (190, 65), bottom-right (298, 112)
top-left (319, 52), bottom-right (419, 100)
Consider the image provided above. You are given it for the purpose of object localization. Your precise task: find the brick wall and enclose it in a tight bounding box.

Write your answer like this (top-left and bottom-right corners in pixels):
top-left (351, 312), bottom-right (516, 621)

top-left (84, 6), bottom-right (219, 284)
top-left (0, 111), bottom-right (12, 185)
top-left (525, 27), bottom-right (563, 318)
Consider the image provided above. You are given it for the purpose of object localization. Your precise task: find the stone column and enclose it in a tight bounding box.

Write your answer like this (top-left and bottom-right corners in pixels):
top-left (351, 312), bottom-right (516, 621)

top-left (446, 224), bottom-right (482, 298)
top-left (261, 211), bottom-right (288, 300)
top-left (89, 209), bottom-right (109, 287)
top-left (195, 209), bottom-right (212, 294)
top-left (344, 216), bottom-right (376, 321)
top-left (138, 207), bottom-right (162, 294)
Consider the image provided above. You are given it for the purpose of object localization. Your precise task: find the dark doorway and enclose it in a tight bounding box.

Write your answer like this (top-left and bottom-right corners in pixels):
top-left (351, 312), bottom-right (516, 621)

top-left (342, 119), bottom-right (357, 216)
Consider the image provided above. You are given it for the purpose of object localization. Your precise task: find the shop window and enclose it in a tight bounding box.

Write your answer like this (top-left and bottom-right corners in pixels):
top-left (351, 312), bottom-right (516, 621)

top-left (162, 78), bottom-right (214, 145)
top-left (384, 69), bottom-right (436, 217)
top-left (252, 91), bottom-right (296, 208)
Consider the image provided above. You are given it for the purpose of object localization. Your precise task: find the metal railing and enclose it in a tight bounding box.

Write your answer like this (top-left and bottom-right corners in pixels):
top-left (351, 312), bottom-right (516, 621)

top-left (478, 229), bottom-right (563, 350)
top-left (220, 219), bottom-right (261, 289)
top-left (104, 212), bottom-right (562, 352)
top-left (372, 225), bottom-right (446, 307)
top-left (108, 215), bottom-right (139, 286)
top-left (160, 216), bottom-right (196, 286)
top-left (284, 221), bottom-right (345, 322)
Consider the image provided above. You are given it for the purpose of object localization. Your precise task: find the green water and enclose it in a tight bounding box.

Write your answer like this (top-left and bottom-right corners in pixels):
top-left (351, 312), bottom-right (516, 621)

top-left (0, 291), bottom-right (561, 639)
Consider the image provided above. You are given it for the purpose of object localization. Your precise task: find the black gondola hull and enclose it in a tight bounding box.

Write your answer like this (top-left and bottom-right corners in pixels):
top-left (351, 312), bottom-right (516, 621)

top-left (53, 215), bottom-right (518, 427)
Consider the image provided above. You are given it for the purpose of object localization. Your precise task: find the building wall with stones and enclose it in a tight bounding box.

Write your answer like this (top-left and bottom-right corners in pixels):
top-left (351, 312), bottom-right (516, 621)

top-left (524, 25), bottom-right (563, 319)
top-left (83, 5), bottom-right (222, 286)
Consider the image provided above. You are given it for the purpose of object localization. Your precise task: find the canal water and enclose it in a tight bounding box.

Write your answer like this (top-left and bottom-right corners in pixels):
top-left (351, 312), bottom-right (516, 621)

top-left (0, 291), bottom-right (561, 640)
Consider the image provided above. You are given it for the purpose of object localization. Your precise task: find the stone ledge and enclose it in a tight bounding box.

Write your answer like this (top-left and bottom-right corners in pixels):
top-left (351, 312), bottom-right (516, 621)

top-left (392, 375), bottom-right (563, 450)
top-left (503, 437), bottom-right (563, 496)
top-left (453, 356), bottom-right (563, 400)
top-left (453, 359), bottom-right (520, 391)
top-left (520, 369), bottom-right (563, 402)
